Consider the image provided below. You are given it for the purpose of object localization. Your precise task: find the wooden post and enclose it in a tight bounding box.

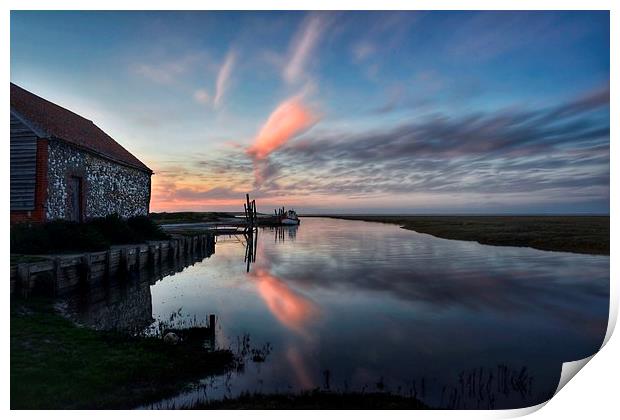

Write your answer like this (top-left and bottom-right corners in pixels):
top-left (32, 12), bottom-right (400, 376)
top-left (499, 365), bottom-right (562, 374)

top-left (135, 246), bottom-right (142, 272)
top-left (253, 230), bottom-right (258, 262)
top-left (53, 257), bottom-right (61, 296)
top-left (81, 254), bottom-right (92, 285)
top-left (246, 194), bottom-right (252, 232)
top-left (17, 263), bottom-right (31, 298)
top-left (209, 314), bottom-right (216, 341)
top-left (104, 250), bottom-right (111, 280)
top-left (149, 244), bottom-right (157, 268)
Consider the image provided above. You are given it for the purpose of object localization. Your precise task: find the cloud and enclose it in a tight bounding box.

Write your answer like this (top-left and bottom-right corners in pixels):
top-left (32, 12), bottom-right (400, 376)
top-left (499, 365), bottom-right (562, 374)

top-left (282, 85), bottom-right (610, 163)
top-left (247, 95), bottom-right (318, 160)
top-left (132, 53), bottom-right (204, 85)
top-left (445, 12), bottom-right (585, 61)
top-left (349, 12), bottom-right (417, 79)
top-left (172, 186), bottom-right (246, 201)
top-left (255, 85), bottom-right (609, 205)
top-left (352, 41), bottom-right (376, 62)
top-left (214, 50), bottom-right (236, 107)
top-left (152, 85), bottom-right (609, 213)
top-left (543, 83), bottom-right (610, 121)
top-left (131, 50), bottom-right (235, 108)
top-left (193, 89), bottom-right (210, 104)
top-left (283, 14), bottom-right (329, 85)
top-left (133, 63), bottom-right (184, 85)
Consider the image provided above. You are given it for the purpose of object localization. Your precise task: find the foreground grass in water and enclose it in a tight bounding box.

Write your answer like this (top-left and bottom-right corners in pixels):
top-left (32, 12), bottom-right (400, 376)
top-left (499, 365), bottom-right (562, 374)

top-left (10, 299), bottom-right (233, 409)
top-left (318, 215), bottom-right (609, 255)
top-left (11, 300), bottom-right (430, 410)
top-left (190, 390), bottom-right (429, 409)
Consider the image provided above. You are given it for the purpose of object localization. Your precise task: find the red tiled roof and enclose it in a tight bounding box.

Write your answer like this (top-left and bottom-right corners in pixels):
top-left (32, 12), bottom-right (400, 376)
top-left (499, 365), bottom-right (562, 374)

top-left (10, 83), bottom-right (152, 173)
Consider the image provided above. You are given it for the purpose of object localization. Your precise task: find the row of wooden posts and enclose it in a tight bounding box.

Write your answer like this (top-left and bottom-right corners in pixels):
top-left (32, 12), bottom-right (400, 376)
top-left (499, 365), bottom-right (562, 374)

top-left (12, 234), bottom-right (215, 298)
top-left (243, 194), bottom-right (258, 272)
top-left (244, 193), bottom-right (258, 233)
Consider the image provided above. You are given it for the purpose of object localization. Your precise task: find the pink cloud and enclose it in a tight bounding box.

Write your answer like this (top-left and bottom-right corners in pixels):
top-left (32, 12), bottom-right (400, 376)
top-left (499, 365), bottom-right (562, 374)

top-left (247, 96), bottom-right (317, 160)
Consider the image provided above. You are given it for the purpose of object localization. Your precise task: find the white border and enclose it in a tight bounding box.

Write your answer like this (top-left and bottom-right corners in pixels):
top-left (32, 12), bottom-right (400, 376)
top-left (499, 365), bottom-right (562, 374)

top-left (3, 1), bottom-right (616, 419)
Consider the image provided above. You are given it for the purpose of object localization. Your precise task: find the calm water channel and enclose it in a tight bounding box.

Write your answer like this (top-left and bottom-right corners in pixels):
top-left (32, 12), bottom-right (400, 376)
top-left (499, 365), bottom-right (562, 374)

top-left (64, 218), bottom-right (609, 409)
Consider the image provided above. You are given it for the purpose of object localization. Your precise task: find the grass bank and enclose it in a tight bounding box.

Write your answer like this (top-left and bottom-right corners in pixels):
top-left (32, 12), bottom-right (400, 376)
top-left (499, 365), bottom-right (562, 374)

top-left (150, 212), bottom-right (237, 225)
top-left (311, 215), bottom-right (609, 255)
top-left (190, 390), bottom-right (429, 409)
top-left (11, 299), bottom-right (233, 409)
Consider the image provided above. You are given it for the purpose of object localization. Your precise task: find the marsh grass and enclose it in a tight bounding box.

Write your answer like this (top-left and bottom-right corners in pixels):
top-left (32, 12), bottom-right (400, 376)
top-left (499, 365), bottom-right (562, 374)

top-left (315, 215), bottom-right (609, 255)
top-left (186, 390), bottom-right (430, 409)
top-left (10, 299), bottom-right (233, 409)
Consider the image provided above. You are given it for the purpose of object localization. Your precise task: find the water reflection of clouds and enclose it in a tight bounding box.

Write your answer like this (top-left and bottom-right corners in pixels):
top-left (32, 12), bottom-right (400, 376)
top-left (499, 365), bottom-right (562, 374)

top-left (142, 218), bottom-right (608, 408)
top-left (247, 235), bottom-right (322, 389)
top-left (257, 221), bottom-right (608, 337)
top-left (249, 267), bottom-right (320, 338)
top-left (279, 262), bottom-right (607, 336)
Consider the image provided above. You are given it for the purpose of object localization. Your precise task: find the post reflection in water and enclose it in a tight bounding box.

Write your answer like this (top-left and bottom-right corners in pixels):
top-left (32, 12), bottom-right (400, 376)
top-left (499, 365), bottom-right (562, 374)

top-left (270, 225), bottom-right (298, 243)
top-left (245, 224), bottom-right (319, 389)
top-left (66, 218), bottom-right (610, 409)
top-left (244, 229), bottom-right (258, 272)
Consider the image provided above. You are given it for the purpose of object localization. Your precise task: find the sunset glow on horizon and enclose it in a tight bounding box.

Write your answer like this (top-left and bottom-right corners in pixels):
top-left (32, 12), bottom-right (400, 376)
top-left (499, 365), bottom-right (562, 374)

top-left (11, 11), bottom-right (610, 214)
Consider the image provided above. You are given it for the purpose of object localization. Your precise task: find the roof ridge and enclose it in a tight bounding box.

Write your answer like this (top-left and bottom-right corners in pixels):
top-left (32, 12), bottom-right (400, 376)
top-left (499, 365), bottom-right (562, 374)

top-left (10, 82), bottom-right (152, 174)
top-left (10, 82), bottom-right (94, 123)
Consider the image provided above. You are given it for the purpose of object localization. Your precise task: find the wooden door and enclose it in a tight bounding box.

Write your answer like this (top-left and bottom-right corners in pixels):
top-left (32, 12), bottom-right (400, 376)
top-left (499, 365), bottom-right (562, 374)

top-left (69, 176), bottom-right (83, 222)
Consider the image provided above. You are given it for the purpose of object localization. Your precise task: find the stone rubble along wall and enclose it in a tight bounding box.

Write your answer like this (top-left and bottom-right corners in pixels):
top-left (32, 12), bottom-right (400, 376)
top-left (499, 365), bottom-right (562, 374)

top-left (46, 139), bottom-right (150, 220)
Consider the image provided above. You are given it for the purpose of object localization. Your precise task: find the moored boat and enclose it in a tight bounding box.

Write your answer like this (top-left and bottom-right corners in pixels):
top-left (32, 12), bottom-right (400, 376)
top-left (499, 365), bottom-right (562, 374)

top-left (275, 207), bottom-right (300, 225)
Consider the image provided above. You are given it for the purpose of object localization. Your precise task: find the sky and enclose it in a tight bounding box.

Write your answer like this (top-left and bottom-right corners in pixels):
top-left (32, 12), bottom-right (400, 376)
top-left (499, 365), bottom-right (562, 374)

top-left (10, 11), bottom-right (610, 214)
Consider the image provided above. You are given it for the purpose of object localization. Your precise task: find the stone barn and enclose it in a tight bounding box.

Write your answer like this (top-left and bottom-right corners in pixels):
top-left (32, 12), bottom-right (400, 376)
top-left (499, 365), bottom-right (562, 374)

top-left (10, 83), bottom-right (152, 223)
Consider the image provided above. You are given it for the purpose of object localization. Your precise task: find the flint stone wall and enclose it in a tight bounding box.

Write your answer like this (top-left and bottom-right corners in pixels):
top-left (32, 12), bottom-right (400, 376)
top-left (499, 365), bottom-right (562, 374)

top-left (46, 139), bottom-right (151, 220)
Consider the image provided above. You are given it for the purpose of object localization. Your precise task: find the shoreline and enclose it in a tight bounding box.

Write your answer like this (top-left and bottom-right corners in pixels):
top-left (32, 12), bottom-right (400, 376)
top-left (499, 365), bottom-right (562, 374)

top-left (304, 215), bottom-right (609, 255)
top-left (11, 299), bottom-right (431, 410)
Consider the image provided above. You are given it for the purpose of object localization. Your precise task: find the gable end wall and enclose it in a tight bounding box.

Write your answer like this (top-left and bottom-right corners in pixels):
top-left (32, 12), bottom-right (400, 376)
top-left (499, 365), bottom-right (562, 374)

top-left (46, 139), bottom-right (151, 220)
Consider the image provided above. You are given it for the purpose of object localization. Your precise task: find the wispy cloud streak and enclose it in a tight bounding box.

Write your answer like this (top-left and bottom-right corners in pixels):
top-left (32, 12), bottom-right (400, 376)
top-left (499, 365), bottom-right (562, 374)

top-left (214, 50), bottom-right (236, 107)
top-left (283, 14), bottom-right (328, 85)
